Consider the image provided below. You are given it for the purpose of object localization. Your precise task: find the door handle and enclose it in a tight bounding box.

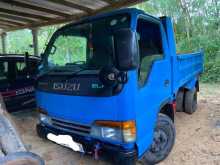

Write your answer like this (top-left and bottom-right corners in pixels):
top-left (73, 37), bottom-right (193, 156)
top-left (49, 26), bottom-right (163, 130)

top-left (164, 80), bottom-right (170, 87)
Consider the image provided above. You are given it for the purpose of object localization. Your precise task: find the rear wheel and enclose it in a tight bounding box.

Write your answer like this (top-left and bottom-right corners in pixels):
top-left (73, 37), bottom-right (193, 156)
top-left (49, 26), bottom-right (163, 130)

top-left (184, 88), bottom-right (197, 114)
top-left (176, 90), bottom-right (184, 112)
top-left (139, 114), bottom-right (175, 165)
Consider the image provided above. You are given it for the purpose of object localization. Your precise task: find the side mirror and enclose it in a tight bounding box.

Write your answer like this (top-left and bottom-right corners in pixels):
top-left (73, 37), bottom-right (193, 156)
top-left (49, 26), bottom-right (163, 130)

top-left (38, 53), bottom-right (45, 66)
top-left (24, 52), bottom-right (30, 75)
top-left (99, 67), bottom-right (128, 87)
top-left (114, 29), bottom-right (139, 71)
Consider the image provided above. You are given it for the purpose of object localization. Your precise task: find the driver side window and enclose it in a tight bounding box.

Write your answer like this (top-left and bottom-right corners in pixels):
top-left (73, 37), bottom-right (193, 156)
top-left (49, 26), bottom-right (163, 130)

top-left (137, 18), bottom-right (164, 87)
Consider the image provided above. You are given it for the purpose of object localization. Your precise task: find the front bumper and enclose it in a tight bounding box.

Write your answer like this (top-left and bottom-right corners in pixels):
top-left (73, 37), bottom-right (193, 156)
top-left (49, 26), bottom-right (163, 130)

top-left (4, 94), bottom-right (36, 112)
top-left (37, 123), bottom-right (137, 165)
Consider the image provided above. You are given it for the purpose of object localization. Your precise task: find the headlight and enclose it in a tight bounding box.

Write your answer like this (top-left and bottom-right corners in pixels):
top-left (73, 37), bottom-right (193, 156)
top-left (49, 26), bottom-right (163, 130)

top-left (91, 126), bottom-right (122, 141)
top-left (39, 114), bottom-right (51, 125)
top-left (37, 107), bottom-right (51, 124)
top-left (91, 120), bottom-right (136, 143)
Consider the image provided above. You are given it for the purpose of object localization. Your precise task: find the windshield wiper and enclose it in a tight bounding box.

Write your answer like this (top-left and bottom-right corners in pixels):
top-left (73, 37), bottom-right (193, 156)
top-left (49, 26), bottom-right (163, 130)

top-left (67, 68), bottom-right (88, 76)
top-left (38, 64), bottom-right (98, 79)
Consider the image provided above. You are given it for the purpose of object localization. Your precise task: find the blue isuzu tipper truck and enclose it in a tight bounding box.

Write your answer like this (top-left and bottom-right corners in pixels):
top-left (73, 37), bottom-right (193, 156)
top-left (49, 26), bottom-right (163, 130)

top-left (36, 8), bottom-right (204, 165)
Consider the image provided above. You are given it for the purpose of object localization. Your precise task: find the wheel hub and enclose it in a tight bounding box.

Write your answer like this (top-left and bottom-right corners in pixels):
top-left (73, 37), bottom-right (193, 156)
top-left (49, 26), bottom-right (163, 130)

top-left (150, 129), bottom-right (168, 153)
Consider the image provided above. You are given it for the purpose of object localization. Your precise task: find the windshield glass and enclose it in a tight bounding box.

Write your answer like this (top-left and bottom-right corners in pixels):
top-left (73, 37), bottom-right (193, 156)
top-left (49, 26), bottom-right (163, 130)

top-left (45, 14), bottom-right (130, 69)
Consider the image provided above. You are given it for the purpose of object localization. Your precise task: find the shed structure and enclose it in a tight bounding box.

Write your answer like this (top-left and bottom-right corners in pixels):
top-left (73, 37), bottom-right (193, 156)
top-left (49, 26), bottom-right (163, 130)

top-left (0, 0), bottom-right (146, 55)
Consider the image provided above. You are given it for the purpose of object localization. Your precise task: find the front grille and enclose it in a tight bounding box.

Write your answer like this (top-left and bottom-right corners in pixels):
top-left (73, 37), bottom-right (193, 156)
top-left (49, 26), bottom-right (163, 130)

top-left (51, 118), bottom-right (91, 135)
top-left (37, 75), bottom-right (113, 97)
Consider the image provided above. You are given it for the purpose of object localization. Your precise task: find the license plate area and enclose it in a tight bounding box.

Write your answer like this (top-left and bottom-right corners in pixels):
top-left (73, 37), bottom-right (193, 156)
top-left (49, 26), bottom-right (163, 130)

top-left (47, 133), bottom-right (84, 153)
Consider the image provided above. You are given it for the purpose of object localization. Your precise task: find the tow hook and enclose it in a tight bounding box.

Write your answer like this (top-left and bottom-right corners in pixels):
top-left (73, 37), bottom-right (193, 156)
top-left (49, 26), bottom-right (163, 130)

top-left (94, 143), bottom-right (101, 160)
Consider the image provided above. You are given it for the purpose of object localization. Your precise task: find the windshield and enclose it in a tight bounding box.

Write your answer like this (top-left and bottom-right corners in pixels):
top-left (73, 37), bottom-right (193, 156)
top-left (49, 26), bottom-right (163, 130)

top-left (45, 14), bottom-right (130, 70)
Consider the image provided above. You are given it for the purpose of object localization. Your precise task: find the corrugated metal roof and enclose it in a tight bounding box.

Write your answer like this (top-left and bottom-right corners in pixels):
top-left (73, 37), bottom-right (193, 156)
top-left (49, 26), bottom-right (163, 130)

top-left (0, 0), bottom-right (146, 32)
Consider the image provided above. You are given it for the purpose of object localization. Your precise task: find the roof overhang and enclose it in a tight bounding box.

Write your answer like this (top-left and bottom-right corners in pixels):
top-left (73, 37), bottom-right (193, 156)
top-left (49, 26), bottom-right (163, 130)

top-left (0, 0), bottom-right (146, 32)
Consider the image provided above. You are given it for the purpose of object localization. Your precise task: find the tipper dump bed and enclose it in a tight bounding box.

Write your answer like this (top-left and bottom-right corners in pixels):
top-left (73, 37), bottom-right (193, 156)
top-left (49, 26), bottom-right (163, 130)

top-left (174, 52), bottom-right (204, 92)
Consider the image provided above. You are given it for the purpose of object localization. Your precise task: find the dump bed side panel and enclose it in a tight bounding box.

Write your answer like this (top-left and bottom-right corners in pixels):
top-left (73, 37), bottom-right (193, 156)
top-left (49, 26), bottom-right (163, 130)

top-left (173, 52), bottom-right (204, 93)
top-left (177, 52), bottom-right (204, 84)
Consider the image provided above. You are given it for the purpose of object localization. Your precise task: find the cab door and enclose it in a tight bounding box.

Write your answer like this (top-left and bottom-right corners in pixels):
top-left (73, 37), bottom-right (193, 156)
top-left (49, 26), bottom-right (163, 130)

top-left (134, 16), bottom-right (172, 156)
top-left (6, 59), bottom-right (36, 112)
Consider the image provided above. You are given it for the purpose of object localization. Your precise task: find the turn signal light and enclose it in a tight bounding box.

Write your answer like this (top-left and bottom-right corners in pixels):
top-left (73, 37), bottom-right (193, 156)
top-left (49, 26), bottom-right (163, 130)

top-left (95, 120), bottom-right (136, 142)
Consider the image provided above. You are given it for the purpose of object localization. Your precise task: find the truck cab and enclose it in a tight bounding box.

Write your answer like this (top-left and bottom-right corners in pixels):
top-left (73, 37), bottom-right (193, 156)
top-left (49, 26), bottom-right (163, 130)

top-left (36, 8), bottom-right (203, 165)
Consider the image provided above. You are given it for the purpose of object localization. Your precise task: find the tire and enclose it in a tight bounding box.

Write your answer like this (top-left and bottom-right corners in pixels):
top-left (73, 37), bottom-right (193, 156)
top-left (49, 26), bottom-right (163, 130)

top-left (176, 90), bottom-right (184, 112)
top-left (36, 124), bottom-right (47, 139)
top-left (184, 88), bottom-right (197, 114)
top-left (139, 114), bottom-right (176, 165)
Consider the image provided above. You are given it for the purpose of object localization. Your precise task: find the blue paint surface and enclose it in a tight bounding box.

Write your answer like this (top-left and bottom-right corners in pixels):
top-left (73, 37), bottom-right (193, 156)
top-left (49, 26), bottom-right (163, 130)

top-left (36, 8), bottom-right (204, 158)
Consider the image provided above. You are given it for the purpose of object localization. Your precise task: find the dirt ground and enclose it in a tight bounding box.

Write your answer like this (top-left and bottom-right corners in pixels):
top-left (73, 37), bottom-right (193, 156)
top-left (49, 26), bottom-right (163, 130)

top-left (11, 83), bottom-right (220, 165)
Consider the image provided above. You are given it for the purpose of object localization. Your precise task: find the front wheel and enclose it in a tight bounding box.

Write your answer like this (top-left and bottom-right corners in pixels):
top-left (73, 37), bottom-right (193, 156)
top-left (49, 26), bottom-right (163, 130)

top-left (139, 114), bottom-right (176, 165)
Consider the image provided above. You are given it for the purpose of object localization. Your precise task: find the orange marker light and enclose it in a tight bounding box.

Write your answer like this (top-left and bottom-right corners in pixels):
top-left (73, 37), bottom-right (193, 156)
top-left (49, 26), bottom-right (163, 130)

top-left (95, 120), bottom-right (136, 142)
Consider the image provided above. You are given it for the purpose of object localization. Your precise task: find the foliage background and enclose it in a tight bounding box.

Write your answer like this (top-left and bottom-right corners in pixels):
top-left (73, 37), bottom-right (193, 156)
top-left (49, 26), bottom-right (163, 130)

top-left (0, 0), bottom-right (219, 82)
top-left (136, 0), bottom-right (220, 83)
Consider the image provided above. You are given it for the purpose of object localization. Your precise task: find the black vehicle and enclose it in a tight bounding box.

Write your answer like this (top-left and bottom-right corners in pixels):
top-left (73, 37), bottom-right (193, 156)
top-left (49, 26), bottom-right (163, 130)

top-left (0, 54), bottom-right (41, 112)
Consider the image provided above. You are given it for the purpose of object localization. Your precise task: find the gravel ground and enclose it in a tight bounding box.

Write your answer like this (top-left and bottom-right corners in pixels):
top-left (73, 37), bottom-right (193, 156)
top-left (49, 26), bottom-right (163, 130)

top-left (12, 83), bottom-right (220, 165)
top-left (160, 84), bottom-right (220, 165)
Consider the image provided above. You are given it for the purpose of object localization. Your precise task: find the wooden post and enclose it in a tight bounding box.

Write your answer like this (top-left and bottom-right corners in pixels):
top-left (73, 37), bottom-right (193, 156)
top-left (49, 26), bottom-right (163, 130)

top-left (1, 32), bottom-right (7, 54)
top-left (31, 28), bottom-right (39, 56)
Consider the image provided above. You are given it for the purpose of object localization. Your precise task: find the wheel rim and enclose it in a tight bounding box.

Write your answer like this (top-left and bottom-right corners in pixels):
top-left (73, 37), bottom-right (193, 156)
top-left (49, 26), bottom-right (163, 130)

top-left (150, 128), bottom-right (169, 153)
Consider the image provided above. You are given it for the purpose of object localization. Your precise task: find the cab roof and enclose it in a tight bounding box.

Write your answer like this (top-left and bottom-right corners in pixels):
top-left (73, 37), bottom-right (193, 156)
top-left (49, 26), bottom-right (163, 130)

top-left (57, 8), bottom-right (159, 32)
